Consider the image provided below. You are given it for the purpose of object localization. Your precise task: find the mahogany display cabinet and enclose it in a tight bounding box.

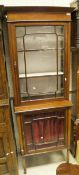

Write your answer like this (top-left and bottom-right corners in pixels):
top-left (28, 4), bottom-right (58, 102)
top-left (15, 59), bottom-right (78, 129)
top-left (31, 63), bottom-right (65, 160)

top-left (70, 0), bottom-right (79, 156)
top-left (4, 6), bottom-right (73, 173)
top-left (0, 6), bottom-right (18, 175)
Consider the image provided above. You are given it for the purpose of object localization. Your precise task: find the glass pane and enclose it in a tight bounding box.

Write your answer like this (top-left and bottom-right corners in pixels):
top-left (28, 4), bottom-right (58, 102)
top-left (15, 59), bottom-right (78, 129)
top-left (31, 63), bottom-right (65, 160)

top-left (27, 76), bottom-right (57, 95)
top-left (20, 75), bottom-right (64, 99)
top-left (19, 78), bottom-right (28, 98)
top-left (16, 37), bottom-right (23, 51)
top-left (58, 36), bottom-right (64, 49)
top-left (58, 76), bottom-right (64, 95)
top-left (24, 34), bottom-right (56, 50)
top-left (26, 26), bottom-right (55, 34)
top-left (58, 50), bottom-right (64, 72)
top-left (26, 50), bottom-right (57, 74)
top-left (18, 52), bottom-right (25, 74)
top-left (16, 27), bottom-right (25, 37)
top-left (56, 26), bottom-right (64, 35)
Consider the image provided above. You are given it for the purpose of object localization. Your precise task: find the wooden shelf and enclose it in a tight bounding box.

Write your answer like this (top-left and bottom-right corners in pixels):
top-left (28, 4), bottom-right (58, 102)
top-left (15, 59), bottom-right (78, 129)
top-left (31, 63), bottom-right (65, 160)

top-left (15, 99), bottom-right (72, 114)
top-left (18, 48), bottom-right (64, 52)
top-left (19, 71), bottom-right (64, 78)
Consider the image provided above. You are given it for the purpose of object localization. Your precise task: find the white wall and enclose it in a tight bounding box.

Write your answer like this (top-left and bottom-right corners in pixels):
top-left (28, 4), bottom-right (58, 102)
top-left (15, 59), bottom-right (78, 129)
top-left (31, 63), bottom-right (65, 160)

top-left (0, 0), bottom-right (73, 7)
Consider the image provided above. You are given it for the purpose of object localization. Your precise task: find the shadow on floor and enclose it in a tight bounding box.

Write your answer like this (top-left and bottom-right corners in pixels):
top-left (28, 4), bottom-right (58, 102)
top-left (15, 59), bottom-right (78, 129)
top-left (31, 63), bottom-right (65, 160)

top-left (25, 151), bottom-right (66, 167)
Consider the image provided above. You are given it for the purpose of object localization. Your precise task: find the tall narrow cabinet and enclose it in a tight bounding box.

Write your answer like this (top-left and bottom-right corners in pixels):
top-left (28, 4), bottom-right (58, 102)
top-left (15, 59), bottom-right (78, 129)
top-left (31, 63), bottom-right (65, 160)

top-left (4, 6), bottom-right (73, 173)
top-left (70, 0), bottom-right (79, 156)
top-left (0, 6), bottom-right (18, 175)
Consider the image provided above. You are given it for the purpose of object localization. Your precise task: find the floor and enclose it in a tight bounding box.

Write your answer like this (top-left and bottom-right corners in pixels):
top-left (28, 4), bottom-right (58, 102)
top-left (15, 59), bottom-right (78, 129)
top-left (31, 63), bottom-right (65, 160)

top-left (18, 149), bottom-right (77, 175)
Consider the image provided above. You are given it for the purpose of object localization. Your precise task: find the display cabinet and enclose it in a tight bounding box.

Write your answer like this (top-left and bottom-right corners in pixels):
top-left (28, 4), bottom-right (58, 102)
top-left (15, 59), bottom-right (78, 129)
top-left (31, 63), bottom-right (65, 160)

top-left (4, 6), bottom-right (73, 173)
top-left (70, 0), bottom-right (79, 156)
top-left (0, 6), bottom-right (18, 175)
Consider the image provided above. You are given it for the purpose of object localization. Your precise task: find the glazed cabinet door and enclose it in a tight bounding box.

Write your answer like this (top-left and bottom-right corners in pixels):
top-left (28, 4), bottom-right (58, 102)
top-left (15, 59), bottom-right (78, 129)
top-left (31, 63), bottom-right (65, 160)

top-left (8, 22), bottom-right (70, 105)
top-left (23, 110), bottom-right (65, 154)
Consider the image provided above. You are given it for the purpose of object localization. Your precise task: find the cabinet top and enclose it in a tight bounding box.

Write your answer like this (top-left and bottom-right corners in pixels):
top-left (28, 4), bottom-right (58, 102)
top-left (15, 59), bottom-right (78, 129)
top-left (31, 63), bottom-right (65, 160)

top-left (4, 6), bottom-right (74, 13)
top-left (0, 6), bottom-right (74, 22)
top-left (0, 6), bottom-right (74, 17)
top-left (1, 6), bottom-right (74, 22)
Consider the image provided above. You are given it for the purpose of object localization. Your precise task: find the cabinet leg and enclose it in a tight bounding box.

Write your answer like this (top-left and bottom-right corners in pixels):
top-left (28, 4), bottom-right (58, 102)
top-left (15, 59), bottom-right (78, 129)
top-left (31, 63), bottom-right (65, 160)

top-left (66, 109), bottom-right (71, 163)
top-left (67, 148), bottom-right (69, 163)
top-left (22, 157), bottom-right (27, 174)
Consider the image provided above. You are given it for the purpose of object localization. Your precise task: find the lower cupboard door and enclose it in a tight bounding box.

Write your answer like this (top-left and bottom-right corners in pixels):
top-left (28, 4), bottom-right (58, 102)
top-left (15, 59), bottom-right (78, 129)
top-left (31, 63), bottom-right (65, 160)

top-left (24, 111), bottom-right (65, 152)
top-left (0, 132), bottom-right (14, 175)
